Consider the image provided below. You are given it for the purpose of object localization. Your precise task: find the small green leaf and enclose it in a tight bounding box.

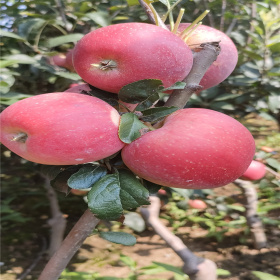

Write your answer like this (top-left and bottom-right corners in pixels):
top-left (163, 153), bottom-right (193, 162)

top-left (46, 33), bottom-right (84, 48)
top-left (217, 268), bottom-right (231, 276)
top-left (40, 165), bottom-right (70, 180)
top-left (100, 232), bottom-right (136, 246)
top-left (159, 81), bottom-right (186, 91)
top-left (118, 79), bottom-right (162, 104)
top-left (67, 165), bottom-right (107, 189)
top-left (135, 92), bottom-right (160, 111)
top-left (118, 113), bottom-right (149, 144)
top-left (88, 85), bottom-right (119, 107)
top-left (266, 158), bottom-right (280, 171)
top-left (118, 169), bottom-right (150, 210)
top-left (0, 29), bottom-right (26, 41)
top-left (252, 271), bottom-right (280, 280)
top-left (87, 174), bottom-right (123, 220)
top-left (120, 254), bottom-right (137, 267)
top-left (84, 11), bottom-right (111, 27)
top-left (141, 106), bottom-right (178, 122)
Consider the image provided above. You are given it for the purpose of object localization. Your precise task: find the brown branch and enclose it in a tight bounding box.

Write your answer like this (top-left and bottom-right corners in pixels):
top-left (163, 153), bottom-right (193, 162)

top-left (43, 178), bottom-right (67, 258)
top-left (38, 209), bottom-right (100, 280)
top-left (140, 196), bottom-right (217, 280)
top-left (165, 42), bottom-right (221, 109)
top-left (234, 179), bottom-right (267, 249)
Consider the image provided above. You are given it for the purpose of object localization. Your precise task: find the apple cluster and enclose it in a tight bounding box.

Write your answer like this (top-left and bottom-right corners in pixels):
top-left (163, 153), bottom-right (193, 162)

top-left (0, 22), bottom-right (255, 190)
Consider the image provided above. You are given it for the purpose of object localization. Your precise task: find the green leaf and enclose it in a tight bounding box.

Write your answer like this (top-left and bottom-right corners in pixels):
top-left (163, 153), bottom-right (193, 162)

top-left (88, 85), bottom-right (119, 107)
top-left (159, 81), bottom-right (186, 91)
top-left (266, 158), bottom-right (280, 171)
top-left (0, 29), bottom-right (26, 41)
top-left (124, 212), bottom-right (146, 233)
top-left (54, 71), bottom-right (81, 80)
top-left (118, 79), bottom-right (162, 104)
top-left (118, 169), bottom-right (150, 210)
top-left (2, 54), bottom-right (37, 65)
top-left (40, 165), bottom-right (70, 181)
top-left (100, 232), bottom-right (136, 246)
top-left (18, 18), bottom-right (46, 39)
top-left (120, 254), bottom-right (137, 268)
top-left (216, 268), bottom-right (231, 276)
top-left (67, 165), bottom-right (107, 189)
top-left (143, 180), bottom-right (162, 194)
top-left (141, 106), bottom-right (178, 122)
top-left (118, 113), bottom-right (149, 144)
top-left (87, 174), bottom-right (123, 220)
top-left (84, 11), bottom-right (111, 27)
top-left (151, 262), bottom-right (185, 276)
top-left (252, 271), bottom-right (280, 280)
top-left (46, 33), bottom-right (84, 48)
top-left (126, 0), bottom-right (140, 6)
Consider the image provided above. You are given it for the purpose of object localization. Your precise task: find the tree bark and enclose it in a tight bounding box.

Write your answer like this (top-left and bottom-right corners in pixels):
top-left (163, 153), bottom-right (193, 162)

top-left (38, 209), bottom-right (100, 280)
top-left (140, 196), bottom-right (217, 280)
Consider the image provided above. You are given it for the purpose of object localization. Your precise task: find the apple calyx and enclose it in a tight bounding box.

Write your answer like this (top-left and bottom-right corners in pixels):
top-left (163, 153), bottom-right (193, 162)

top-left (92, 60), bottom-right (117, 71)
top-left (12, 132), bottom-right (28, 143)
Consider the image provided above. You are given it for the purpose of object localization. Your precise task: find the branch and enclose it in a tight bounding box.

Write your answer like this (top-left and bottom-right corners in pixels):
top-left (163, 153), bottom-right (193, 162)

top-left (43, 178), bottom-right (67, 258)
top-left (234, 179), bottom-right (267, 249)
top-left (138, 0), bottom-right (169, 30)
top-left (165, 42), bottom-right (221, 109)
top-left (140, 196), bottom-right (217, 280)
top-left (38, 209), bottom-right (100, 280)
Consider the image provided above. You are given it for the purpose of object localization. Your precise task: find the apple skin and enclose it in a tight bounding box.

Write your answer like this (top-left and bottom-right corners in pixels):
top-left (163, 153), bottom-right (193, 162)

top-left (174, 23), bottom-right (238, 91)
top-left (188, 199), bottom-right (207, 209)
top-left (73, 22), bottom-right (193, 93)
top-left (240, 160), bottom-right (266, 181)
top-left (121, 108), bottom-right (255, 189)
top-left (0, 92), bottom-right (125, 165)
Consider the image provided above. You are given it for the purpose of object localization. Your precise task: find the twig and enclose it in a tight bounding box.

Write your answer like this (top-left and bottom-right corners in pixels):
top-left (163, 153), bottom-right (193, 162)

top-left (202, 0), bottom-right (215, 27)
top-left (43, 178), bottom-right (67, 258)
top-left (38, 209), bottom-right (100, 280)
top-left (138, 0), bottom-right (169, 30)
top-left (265, 166), bottom-right (280, 179)
top-left (234, 179), bottom-right (267, 249)
top-left (225, 18), bottom-right (237, 35)
top-left (246, 1), bottom-right (257, 46)
top-left (16, 238), bottom-right (47, 280)
top-left (165, 42), bottom-right (221, 109)
top-left (141, 196), bottom-right (217, 280)
top-left (220, 0), bottom-right (227, 32)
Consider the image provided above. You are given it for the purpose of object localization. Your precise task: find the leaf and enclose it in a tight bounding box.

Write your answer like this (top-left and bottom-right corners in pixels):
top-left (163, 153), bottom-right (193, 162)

top-left (2, 54), bottom-right (37, 65)
top-left (18, 18), bottom-right (46, 39)
top-left (266, 158), bottom-right (280, 171)
top-left (118, 79), bottom-right (162, 104)
top-left (84, 11), bottom-right (111, 27)
top-left (120, 254), bottom-right (137, 268)
top-left (118, 169), bottom-right (150, 210)
top-left (159, 81), bottom-right (186, 91)
top-left (124, 212), bottom-right (146, 232)
top-left (135, 92), bottom-right (161, 111)
top-left (40, 165), bottom-right (70, 180)
top-left (141, 106), bottom-right (178, 122)
top-left (252, 271), bottom-right (280, 280)
top-left (118, 113), bottom-right (149, 144)
top-left (100, 232), bottom-right (136, 246)
top-left (46, 33), bottom-right (84, 48)
top-left (87, 174), bottom-right (123, 220)
top-left (54, 71), bottom-right (81, 80)
top-left (143, 180), bottom-right (162, 194)
top-left (67, 165), bottom-right (107, 189)
top-left (151, 262), bottom-right (185, 276)
top-left (0, 29), bottom-right (26, 41)
top-left (88, 85), bottom-right (119, 107)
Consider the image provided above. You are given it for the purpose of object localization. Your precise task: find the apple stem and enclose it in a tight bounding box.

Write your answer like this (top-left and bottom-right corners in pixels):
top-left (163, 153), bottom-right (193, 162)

top-left (179, 10), bottom-right (210, 41)
top-left (91, 60), bottom-right (117, 71)
top-left (172, 8), bottom-right (185, 34)
top-left (12, 132), bottom-right (28, 143)
top-left (166, 1), bottom-right (174, 31)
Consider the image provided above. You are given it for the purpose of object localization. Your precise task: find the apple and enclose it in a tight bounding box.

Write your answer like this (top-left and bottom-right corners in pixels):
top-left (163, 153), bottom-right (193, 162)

top-left (64, 83), bottom-right (91, 94)
top-left (121, 108), bottom-right (255, 189)
top-left (49, 53), bottom-right (67, 67)
top-left (173, 23), bottom-right (238, 91)
top-left (64, 49), bottom-right (75, 72)
top-left (73, 22), bottom-right (193, 93)
top-left (188, 199), bottom-right (207, 209)
top-left (240, 160), bottom-right (266, 181)
top-left (0, 92), bottom-right (125, 165)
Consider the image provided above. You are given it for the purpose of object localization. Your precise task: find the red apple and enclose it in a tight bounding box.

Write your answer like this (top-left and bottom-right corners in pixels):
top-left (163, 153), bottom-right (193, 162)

top-left (188, 199), bottom-right (207, 209)
top-left (0, 92), bottom-right (125, 165)
top-left (240, 160), bottom-right (266, 181)
top-left (64, 83), bottom-right (91, 94)
top-left (64, 49), bottom-right (75, 72)
top-left (174, 23), bottom-right (238, 91)
top-left (73, 22), bottom-right (193, 93)
top-left (49, 53), bottom-right (67, 67)
top-left (121, 108), bottom-right (255, 189)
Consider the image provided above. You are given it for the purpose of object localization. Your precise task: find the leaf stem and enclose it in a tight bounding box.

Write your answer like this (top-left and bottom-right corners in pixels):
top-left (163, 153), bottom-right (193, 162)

top-left (172, 8), bottom-right (185, 34)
